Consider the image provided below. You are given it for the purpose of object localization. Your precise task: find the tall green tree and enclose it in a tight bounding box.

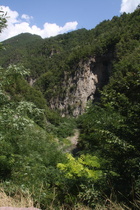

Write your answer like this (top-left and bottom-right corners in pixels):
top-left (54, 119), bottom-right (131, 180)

top-left (0, 8), bottom-right (7, 33)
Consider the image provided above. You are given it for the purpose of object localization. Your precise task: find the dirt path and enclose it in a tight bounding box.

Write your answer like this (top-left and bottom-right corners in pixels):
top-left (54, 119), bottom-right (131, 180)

top-left (65, 129), bottom-right (80, 153)
top-left (67, 129), bottom-right (79, 145)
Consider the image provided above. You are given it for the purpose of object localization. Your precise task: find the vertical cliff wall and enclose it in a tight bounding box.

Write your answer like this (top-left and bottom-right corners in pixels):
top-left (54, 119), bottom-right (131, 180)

top-left (49, 54), bottom-right (113, 117)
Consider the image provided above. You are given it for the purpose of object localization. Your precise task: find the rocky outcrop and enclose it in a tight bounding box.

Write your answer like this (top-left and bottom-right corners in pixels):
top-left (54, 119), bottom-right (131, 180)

top-left (50, 54), bottom-right (113, 117)
top-left (29, 78), bottom-right (36, 86)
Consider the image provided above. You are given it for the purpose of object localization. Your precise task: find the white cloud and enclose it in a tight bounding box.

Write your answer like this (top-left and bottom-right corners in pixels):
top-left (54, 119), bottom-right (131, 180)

top-left (0, 6), bottom-right (78, 41)
top-left (120, 0), bottom-right (140, 13)
top-left (40, 21), bottom-right (78, 38)
top-left (21, 14), bottom-right (33, 22)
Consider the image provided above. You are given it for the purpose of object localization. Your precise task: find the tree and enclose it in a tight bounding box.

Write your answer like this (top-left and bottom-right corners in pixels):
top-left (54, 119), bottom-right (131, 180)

top-left (0, 8), bottom-right (7, 33)
top-left (136, 4), bottom-right (140, 10)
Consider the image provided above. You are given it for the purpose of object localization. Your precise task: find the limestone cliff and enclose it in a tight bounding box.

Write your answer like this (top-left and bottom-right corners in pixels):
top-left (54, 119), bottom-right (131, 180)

top-left (49, 54), bottom-right (113, 117)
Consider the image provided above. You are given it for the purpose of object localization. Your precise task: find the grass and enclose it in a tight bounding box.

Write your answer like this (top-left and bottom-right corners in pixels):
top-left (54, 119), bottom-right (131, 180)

top-left (0, 188), bottom-right (34, 207)
top-left (95, 199), bottom-right (131, 210)
top-left (0, 188), bottom-right (91, 209)
top-left (1, 187), bottom-right (139, 210)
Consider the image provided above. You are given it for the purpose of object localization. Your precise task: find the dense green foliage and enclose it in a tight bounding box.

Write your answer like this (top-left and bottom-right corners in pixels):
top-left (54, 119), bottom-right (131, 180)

top-left (0, 64), bottom-right (78, 208)
top-left (77, 9), bottom-right (140, 209)
top-left (0, 7), bottom-right (140, 209)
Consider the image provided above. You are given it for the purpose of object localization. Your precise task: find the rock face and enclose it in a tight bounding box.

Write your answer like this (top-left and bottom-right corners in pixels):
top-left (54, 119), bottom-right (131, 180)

top-left (50, 55), bottom-right (112, 117)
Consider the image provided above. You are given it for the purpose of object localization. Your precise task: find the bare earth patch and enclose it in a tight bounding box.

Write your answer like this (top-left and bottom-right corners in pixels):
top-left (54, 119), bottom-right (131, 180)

top-left (66, 129), bottom-right (79, 146)
top-left (0, 189), bottom-right (39, 210)
top-left (65, 129), bottom-right (80, 153)
top-left (0, 208), bottom-right (40, 210)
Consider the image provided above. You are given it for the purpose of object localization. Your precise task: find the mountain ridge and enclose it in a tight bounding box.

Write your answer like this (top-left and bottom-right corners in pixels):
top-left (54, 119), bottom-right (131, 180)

top-left (0, 9), bottom-right (140, 116)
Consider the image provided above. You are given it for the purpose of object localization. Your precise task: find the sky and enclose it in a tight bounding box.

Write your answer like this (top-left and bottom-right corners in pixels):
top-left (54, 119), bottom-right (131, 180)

top-left (0, 0), bottom-right (140, 41)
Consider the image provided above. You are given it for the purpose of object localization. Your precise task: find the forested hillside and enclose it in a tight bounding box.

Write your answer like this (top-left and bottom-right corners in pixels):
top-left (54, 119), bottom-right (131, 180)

top-left (0, 7), bottom-right (140, 209)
